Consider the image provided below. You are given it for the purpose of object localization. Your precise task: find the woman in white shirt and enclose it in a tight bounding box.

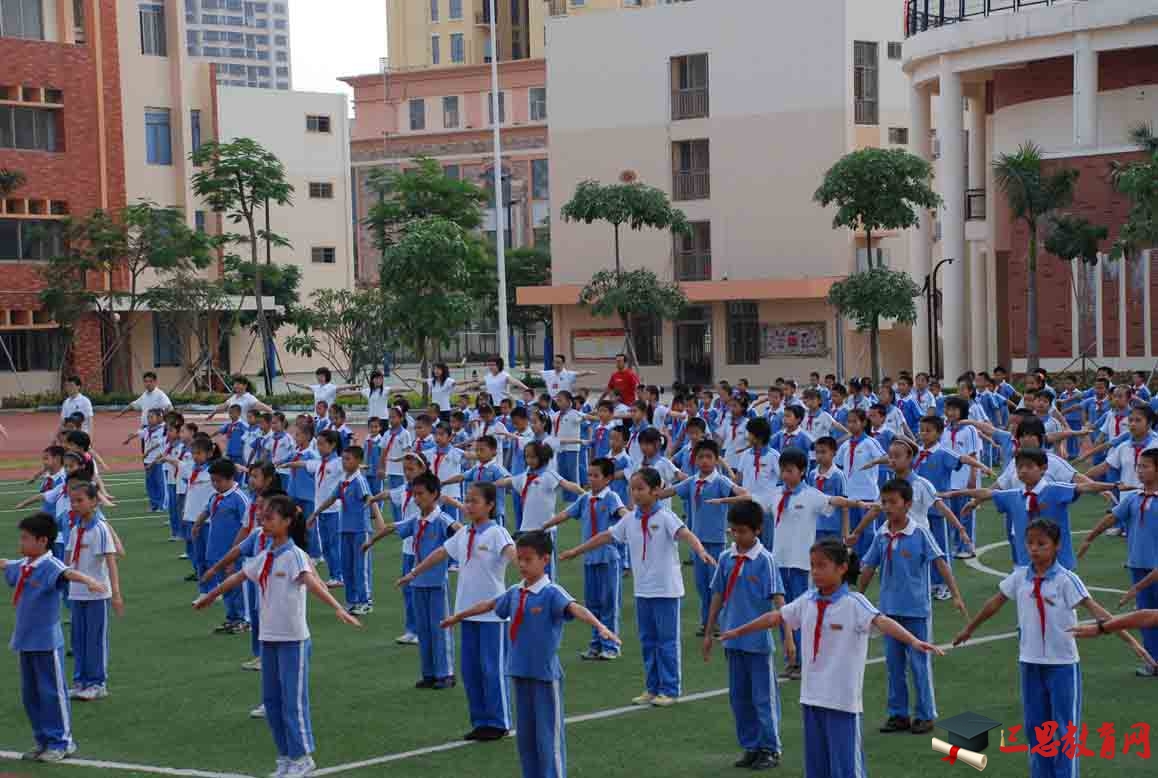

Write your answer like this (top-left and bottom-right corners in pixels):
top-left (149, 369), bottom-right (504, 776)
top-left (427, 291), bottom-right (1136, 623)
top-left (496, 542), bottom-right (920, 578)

top-left (462, 357), bottom-right (529, 406)
top-left (286, 367), bottom-right (359, 408)
top-left (360, 370), bottom-right (392, 419)
top-left (206, 376), bottom-right (273, 421)
top-left (425, 363), bottom-right (457, 421)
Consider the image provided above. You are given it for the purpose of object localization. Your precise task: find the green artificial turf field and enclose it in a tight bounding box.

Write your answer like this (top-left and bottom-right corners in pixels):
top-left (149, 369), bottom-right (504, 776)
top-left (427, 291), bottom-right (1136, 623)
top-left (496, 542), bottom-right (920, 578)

top-left (0, 469), bottom-right (1153, 778)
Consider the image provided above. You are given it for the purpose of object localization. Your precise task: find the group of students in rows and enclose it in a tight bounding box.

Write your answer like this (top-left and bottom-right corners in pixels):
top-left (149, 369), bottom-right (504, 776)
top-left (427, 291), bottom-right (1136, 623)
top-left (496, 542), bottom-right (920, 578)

top-left (8, 360), bottom-right (1158, 778)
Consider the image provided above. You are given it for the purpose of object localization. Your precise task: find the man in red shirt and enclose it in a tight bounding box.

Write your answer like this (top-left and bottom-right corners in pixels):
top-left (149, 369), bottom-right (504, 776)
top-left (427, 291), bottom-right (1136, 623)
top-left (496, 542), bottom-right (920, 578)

top-left (607, 353), bottom-right (640, 406)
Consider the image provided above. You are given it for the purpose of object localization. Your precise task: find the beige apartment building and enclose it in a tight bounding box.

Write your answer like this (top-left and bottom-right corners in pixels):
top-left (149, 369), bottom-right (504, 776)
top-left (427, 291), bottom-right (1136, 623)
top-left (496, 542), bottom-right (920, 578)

top-left (517, 0), bottom-right (913, 387)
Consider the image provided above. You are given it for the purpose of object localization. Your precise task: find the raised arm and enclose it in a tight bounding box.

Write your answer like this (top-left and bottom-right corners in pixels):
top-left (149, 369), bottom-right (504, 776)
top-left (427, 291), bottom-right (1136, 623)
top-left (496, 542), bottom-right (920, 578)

top-left (718, 610), bottom-right (782, 641)
top-left (1076, 512), bottom-right (1119, 559)
top-left (302, 568), bottom-right (362, 627)
top-left (192, 569), bottom-right (247, 609)
top-left (61, 568), bottom-right (108, 596)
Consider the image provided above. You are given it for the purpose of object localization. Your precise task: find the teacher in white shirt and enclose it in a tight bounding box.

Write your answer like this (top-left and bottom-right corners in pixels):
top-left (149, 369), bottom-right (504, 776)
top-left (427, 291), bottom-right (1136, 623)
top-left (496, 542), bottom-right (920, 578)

top-left (461, 356), bottom-right (529, 405)
top-left (116, 371), bottom-right (173, 426)
top-left (60, 374), bottom-right (95, 433)
top-left (205, 376), bottom-right (273, 421)
top-left (536, 354), bottom-right (596, 399)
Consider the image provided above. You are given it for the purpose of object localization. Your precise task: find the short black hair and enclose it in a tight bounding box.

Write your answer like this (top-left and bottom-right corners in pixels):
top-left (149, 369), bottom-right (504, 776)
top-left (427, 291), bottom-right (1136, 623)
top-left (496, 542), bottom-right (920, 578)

top-left (317, 429), bottom-right (342, 452)
top-left (686, 417), bottom-right (707, 434)
top-left (209, 459), bottom-right (237, 479)
top-left (1014, 448), bottom-right (1049, 468)
top-left (19, 512), bottom-right (57, 545)
top-left (746, 417), bottom-right (772, 444)
top-left (315, 367), bottom-right (332, 382)
top-left (919, 415), bottom-right (945, 434)
top-left (516, 529), bottom-right (554, 557)
top-left (944, 396), bottom-right (970, 417)
top-left (343, 445), bottom-right (365, 462)
top-left (1025, 518), bottom-right (1062, 546)
top-left (44, 445), bottom-right (66, 461)
top-left (589, 457), bottom-right (614, 478)
top-left (65, 375), bottom-right (82, 386)
top-left (692, 439), bottom-right (720, 458)
top-left (476, 434), bottom-right (499, 451)
top-left (411, 471), bottom-right (442, 495)
top-left (813, 435), bottom-right (837, 452)
top-left (638, 427), bottom-right (663, 446)
top-left (880, 477), bottom-right (914, 503)
top-left (630, 466), bottom-right (663, 490)
top-left (727, 499), bottom-right (764, 532)
top-left (143, 371), bottom-right (157, 380)
top-left (780, 448), bottom-right (808, 473)
top-left (784, 405), bottom-right (804, 421)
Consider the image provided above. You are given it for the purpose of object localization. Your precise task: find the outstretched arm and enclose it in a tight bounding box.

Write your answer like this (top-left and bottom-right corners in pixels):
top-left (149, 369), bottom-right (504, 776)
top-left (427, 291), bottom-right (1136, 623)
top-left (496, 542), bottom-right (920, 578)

top-left (559, 529), bottom-right (614, 561)
top-left (953, 592), bottom-right (1007, 645)
top-left (874, 614), bottom-right (945, 655)
top-left (193, 569), bottom-right (247, 609)
top-left (676, 526), bottom-right (716, 566)
top-left (441, 598), bottom-right (498, 628)
top-left (718, 610), bottom-right (782, 641)
top-left (1076, 512), bottom-right (1118, 559)
top-left (396, 548), bottom-right (450, 587)
top-left (566, 601), bottom-right (621, 645)
top-left (303, 568), bottom-right (362, 627)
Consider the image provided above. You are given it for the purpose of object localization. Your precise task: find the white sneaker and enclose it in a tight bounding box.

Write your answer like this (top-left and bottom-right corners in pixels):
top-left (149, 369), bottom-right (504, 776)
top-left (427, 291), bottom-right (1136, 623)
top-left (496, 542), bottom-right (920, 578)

top-left (250, 703), bottom-right (266, 719)
top-left (268, 757), bottom-right (291, 778)
top-left (325, 579), bottom-right (343, 589)
top-left (283, 755), bottom-right (316, 777)
top-left (394, 632), bottom-right (419, 645)
top-left (242, 657), bottom-right (263, 671)
top-left (1105, 527), bottom-right (1123, 537)
top-left (89, 685), bottom-right (108, 699)
top-left (68, 684), bottom-right (84, 699)
top-left (178, 553), bottom-right (189, 560)
top-left (933, 586), bottom-right (952, 601)
top-left (74, 686), bottom-right (100, 701)
top-left (168, 536), bottom-right (180, 543)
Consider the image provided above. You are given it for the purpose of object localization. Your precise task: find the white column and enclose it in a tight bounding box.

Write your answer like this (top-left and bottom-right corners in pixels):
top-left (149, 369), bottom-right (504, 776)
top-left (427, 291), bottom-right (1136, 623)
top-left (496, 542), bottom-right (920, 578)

top-left (967, 94), bottom-right (988, 369)
top-left (1073, 32), bottom-right (1098, 148)
top-left (909, 82), bottom-right (933, 373)
top-left (938, 59), bottom-right (968, 380)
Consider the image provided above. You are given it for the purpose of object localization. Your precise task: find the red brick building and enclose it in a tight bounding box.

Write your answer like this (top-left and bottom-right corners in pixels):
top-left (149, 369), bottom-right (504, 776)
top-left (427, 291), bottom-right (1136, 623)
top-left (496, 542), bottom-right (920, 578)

top-left (1, 0), bottom-right (126, 393)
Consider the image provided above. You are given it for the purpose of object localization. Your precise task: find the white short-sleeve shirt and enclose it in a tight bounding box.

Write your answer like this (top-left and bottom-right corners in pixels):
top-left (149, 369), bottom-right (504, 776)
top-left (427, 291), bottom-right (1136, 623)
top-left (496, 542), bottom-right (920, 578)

top-left (549, 409), bottom-right (583, 453)
top-left (225, 392), bottom-right (260, 416)
top-left (65, 519), bottom-right (116, 601)
top-left (1105, 434), bottom-right (1158, 489)
top-left (308, 455), bottom-right (345, 513)
top-left (61, 393), bottom-right (94, 431)
top-left (484, 371), bottom-right (514, 403)
top-left (309, 382), bottom-right (339, 407)
top-left (761, 485), bottom-right (835, 571)
top-left (941, 425), bottom-right (983, 489)
top-left (998, 564), bottom-right (1089, 665)
top-left (361, 388), bottom-right (392, 419)
top-left (132, 388), bottom-right (172, 426)
top-left (995, 453), bottom-right (1076, 491)
top-left (542, 369), bottom-right (578, 398)
top-left (443, 522), bottom-right (514, 622)
top-left (243, 543), bottom-right (312, 642)
top-left (511, 470), bottom-right (562, 531)
top-left (780, 588), bottom-right (880, 714)
top-left (427, 378), bottom-right (456, 411)
top-left (608, 507), bottom-right (685, 598)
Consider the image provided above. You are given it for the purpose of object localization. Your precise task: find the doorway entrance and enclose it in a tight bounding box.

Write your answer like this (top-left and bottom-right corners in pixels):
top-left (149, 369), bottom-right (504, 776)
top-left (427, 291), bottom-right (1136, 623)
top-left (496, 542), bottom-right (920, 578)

top-left (675, 306), bottom-right (712, 386)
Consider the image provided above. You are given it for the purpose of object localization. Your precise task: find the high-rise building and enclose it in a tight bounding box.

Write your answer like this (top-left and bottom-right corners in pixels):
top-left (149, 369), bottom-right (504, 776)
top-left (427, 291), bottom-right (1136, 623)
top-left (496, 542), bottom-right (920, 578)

top-left (182, 0), bottom-right (292, 90)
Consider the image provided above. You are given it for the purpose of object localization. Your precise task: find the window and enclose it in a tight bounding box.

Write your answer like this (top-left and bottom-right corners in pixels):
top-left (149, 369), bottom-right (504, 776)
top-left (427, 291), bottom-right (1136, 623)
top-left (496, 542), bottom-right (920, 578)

top-left (449, 0), bottom-right (462, 19)
top-left (139, 3), bottom-right (167, 55)
top-left (672, 139), bottom-right (709, 201)
top-left (429, 0), bottom-right (438, 21)
top-left (275, 66), bottom-right (289, 77)
top-left (630, 314), bottom-right (662, 367)
top-left (308, 182), bottom-right (334, 199)
top-left (531, 158), bottom-right (549, 200)
top-left (409, 99), bottom-right (425, 131)
top-left (0, 330), bottom-right (64, 371)
top-left (443, 164), bottom-right (460, 180)
top-left (431, 34), bottom-right (440, 65)
top-left (194, 211), bottom-right (206, 233)
top-left (529, 87), bottom-right (547, 121)
top-left (674, 221), bottom-right (710, 281)
top-left (0, 218), bottom-right (64, 261)
top-left (145, 108), bottom-right (172, 165)
top-left (887, 41), bottom-right (903, 60)
top-left (306, 114), bottom-right (331, 133)
top-left (152, 314), bottom-right (183, 367)
top-left (887, 126), bottom-right (908, 145)
top-left (272, 17), bottom-right (285, 28)
top-left (450, 32), bottom-right (464, 63)
top-left (671, 53), bottom-right (708, 120)
top-left (0, 106), bottom-right (59, 151)
top-left (1, 0), bottom-right (44, 39)
top-left (311, 247), bottom-right (336, 264)
top-left (190, 109), bottom-right (202, 155)
top-left (853, 40), bottom-right (879, 125)
top-left (488, 91), bottom-right (505, 125)
top-left (442, 96), bottom-right (459, 129)
top-left (726, 302), bottom-right (760, 365)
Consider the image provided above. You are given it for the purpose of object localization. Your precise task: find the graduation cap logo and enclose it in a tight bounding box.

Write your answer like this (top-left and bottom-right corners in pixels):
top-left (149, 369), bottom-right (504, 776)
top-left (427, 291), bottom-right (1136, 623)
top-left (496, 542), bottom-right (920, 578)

top-left (931, 711), bottom-right (1001, 771)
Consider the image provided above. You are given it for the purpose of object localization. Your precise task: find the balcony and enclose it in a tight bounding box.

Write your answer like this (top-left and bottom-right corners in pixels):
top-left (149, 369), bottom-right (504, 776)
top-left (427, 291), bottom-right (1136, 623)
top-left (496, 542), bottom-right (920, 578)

top-left (905, 0), bottom-right (1075, 39)
top-left (965, 188), bottom-right (986, 221)
top-left (475, 1), bottom-right (492, 26)
top-left (673, 170), bottom-right (710, 201)
top-left (671, 87), bottom-right (708, 121)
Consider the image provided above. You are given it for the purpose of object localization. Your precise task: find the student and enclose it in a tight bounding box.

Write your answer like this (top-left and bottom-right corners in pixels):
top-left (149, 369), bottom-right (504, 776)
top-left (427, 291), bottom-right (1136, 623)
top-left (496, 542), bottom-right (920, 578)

top-left (498, 442), bottom-right (583, 541)
top-left (116, 371), bottom-right (173, 428)
top-left (61, 483), bottom-right (123, 702)
top-left (401, 482), bottom-right (516, 740)
top-left (953, 519), bottom-right (1142, 778)
top-left (859, 479), bottom-right (967, 736)
top-left (288, 430), bottom-right (343, 586)
top-left (769, 406), bottom-right (814, 458)
top-left (941, 397), bottom-right (985, 558)
top-left (366, 453), bottom-right (427, 646)
top-left (194, 494), bottom-right (361, 778)
top-left (193, 459), bottom-right (251, 634)
top-left (160, 423), bottom-right (186, 542)
top-left (442, 531), bottom-right (618, 778)
top-left (327, 404), bottom-right (353, 450)
top-left (801, 388), bottom-right (847, 442)
top-left (280, 424), bottom-right (319, 557)
top-left (428, 423), bottom-right (466, 520)
top-left (719, 396), bottom-right (751, 470)
top-left (126, 408), bottom-right (168, 512)
top-left (722, 539), bottom-right (942, 778)
top-left (5, 512), bottom-right (108, 762)
top-left (313, 401), bottom-right (332, 437)
top-left (836, 409), bottom-right (884, 558)
top-left (407, 414), bottom-right (436, 457)
top-left (702, 500), bottom-right (791, 771)
top-left (15, 446), bottom-right (67, 516)
top-left (213, 404), bottom-right (249, 466)
top-left (736, 418), bottom-right (781, 519)
top-left (561, 468), bottom-right (715, 706)
top-left (369, 472), bottom-right (460, 688)
top-left (548, 391), bottom-right (586, 493)
top-left (310, 446), bottom-right (373, 615)
top-left (1085, 405), bottom-right (1158, 490)
top-left (378, 407), bottom-right (413, 503)
top-left (443, 436), bottom-right (512, 528)
top-left (628, 427), bottom-right (683, 513)
top-left (1077, 447), bottom-right (1158, 675)
top-left (663, 440), bottom-right (746, 635)
top-left (809, 436), bottom-right (849, 541)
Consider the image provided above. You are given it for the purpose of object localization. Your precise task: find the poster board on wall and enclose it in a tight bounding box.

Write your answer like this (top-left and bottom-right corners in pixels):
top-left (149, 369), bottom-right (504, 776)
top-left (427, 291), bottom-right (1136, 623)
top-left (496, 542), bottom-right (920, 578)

top-left (761, 322), bottom-right (829, 358)
top-left (572, 329), bottom-right (625, 362)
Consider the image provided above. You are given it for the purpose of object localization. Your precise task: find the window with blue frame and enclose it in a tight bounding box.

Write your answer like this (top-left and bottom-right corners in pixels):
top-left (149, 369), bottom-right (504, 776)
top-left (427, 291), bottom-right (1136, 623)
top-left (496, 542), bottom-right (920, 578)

top-left (145, 108), bottom-right (172, 165)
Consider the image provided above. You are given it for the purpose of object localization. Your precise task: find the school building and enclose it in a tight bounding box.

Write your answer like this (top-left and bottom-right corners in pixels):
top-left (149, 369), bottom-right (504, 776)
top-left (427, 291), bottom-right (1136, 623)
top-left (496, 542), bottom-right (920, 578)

top-left (904, 0), bottom-right (1158, 379)
top-left (515, 0), bottom-right (915, 388)
top-left (0, 0), bottom-right (354, 397)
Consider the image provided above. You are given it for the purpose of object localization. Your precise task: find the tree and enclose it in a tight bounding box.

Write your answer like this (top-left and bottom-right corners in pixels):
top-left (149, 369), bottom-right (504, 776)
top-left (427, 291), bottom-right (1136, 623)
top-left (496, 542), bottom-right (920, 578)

top-left (812, 147), bottom-right (940, 381)
top-left (993, 142), bottom-right (1079, 372)
top-left (149, 273), bottom-right (237, 392)
top-left (284, 288), bottom-right (392, 382)
top-left (561, 180), bottom-right (690, 366)
top-left (579, 268), bottom-right (687, 367)
top-left (38, 203), bottom-right (217, 390)
top-left (473, 246), bottom-right (553, 369)
top-left (192, 138), bottom-right (293, 394)
top-left (220, 253), bottom-right (302, 334)
top-left (365, 156), bottom-right (487, 249)
top-left (1109, 123), bottom-right (1158, 263)
top-left (0, 168), bottom-right (26, 198)
top-left (1045, 214), bottom-right (1108, 364)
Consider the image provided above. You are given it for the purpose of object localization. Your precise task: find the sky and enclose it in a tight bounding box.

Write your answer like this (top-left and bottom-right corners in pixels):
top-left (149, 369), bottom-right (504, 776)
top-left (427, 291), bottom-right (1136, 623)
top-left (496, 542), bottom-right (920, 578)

top-left (289, 0), bottom-right (386, 103)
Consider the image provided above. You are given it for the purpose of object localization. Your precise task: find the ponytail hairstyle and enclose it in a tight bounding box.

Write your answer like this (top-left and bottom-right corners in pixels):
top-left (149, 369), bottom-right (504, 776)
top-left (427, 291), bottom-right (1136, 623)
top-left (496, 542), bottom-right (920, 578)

top-left (809, 538), bottom-right (861, 585)
top-left (389, 405), bottom-right (409, 429)
top-left (265, 494), bottom-right (307, 550)
top-left (469, 481), bottom-right (498, 518)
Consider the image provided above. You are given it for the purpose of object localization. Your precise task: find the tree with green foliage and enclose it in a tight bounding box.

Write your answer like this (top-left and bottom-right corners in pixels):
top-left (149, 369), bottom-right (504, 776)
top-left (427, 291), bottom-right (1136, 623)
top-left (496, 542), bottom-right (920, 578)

top-left (813, 148), bottom-right (940, 381)
top-left (39, 202), bottom-right (218, 390)
top-left (1045, 214), bottom-right (1108, 361)
top-left (0, 167), bottom-right (25, 198)
top-left (148, 273), bottom-right (237, 391)
top-left (192, 138), bottom-right (293, 394)
top-left (993, 142), bottom-right (1079, 372)
top-left (220, 254), bottom-right (302, 334)
top-left (1110, 123), bottom-right (1158, 263)
top-left (562, 180), bottom-right (690, 366)
top-left (365, 156), bottom-right (487, 248)
top-left (473, 246), bottom-right (552, 369)
top-left (284, 287), bottom-right (392, 382)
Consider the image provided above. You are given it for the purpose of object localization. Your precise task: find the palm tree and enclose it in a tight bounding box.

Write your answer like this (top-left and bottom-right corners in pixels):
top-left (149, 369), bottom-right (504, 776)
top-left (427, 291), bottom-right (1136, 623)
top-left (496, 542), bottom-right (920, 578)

top-left (0, 168), bottom-right (26, 198)
top-left (993, 143), bottom-right (1079, 372)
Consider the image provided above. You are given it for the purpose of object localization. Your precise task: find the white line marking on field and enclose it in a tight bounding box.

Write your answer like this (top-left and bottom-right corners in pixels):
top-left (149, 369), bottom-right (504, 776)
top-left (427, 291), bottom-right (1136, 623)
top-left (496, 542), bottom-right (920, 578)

top-left (0, 751), bottom-right (254, 778)
top-left (964, 534), bottom-right (1127, 594)
top-left (0, 498), bottom-right (148, 513)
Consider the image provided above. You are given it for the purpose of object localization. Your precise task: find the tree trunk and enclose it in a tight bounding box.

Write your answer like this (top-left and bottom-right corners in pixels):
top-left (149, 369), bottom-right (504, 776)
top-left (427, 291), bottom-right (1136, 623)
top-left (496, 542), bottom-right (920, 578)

top-left (621, 312), bottom-right (640, 370)
top-left (248, 211), bottom-right (274, 396)
top-left (1026, 224), bottom-right (1040, 373)
top-left (417, 337), bottom-right (430, 404)
top-left (613, 223), bottom-right (621, 277)
top-left (865, 228), bottom-right (882, 380)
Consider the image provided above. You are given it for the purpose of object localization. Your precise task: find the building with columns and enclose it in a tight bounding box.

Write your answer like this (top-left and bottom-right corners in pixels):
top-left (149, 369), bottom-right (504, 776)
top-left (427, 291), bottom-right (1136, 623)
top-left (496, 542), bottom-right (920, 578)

top-left (904, 0), bottom-right (1158, 377)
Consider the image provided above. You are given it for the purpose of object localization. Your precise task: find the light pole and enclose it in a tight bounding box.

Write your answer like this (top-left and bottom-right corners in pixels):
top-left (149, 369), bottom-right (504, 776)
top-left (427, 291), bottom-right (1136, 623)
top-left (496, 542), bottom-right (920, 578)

top-left (488, 0), bottom-right (511, 368)
top-left (923, 257), bottom-right (955, 377)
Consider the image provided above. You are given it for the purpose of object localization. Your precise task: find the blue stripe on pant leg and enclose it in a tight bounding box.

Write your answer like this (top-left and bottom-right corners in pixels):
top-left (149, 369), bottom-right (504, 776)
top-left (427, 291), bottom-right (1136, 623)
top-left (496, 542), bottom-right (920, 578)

top-left (1045, 663), bottom-right (1081, 778)
top-left (653, 597), bottom-right (682, 697)
top-left (319, 513), bottom-right (342, 582)
top-left (262, 642), bottom-right (288, 757)
top-left (803, 704), bottom-right (866, 778)
top-left (636, 597), bottom-right (659, 695)
top-left (246, 581), bottom-right (261, 658)
top-left (727, 649), bottom-right (757, 750)
top-left (278, 640), bottom-right (314, 759)
top-left (1131, 567), bottom-right (1158, 660)
top-left (695, 543), bottom-right (724, 628)
top-left (23, 649), bottom-right (72, 751)
top-left (528, 678), bottom-right (566, 778)
top-left (436, 586), bottom-right (454, 678)
top-left (465, 621), bottom-right (510, 730)
top-left (401, 553), bottom-right (417, 635)
top-left (74, 599), bottom-right (109, 687)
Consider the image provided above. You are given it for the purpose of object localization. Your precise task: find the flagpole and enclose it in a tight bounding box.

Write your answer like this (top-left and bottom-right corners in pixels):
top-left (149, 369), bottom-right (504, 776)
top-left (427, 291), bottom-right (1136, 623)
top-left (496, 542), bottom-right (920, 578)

top-left (488, 0), bottom-right (511, 369)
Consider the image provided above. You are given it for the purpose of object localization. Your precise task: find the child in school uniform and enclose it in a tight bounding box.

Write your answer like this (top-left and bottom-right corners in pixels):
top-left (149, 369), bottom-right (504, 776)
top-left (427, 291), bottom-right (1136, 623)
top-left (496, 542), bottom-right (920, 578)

top-left (193, 459), bottom-right (251, 634)
top-left (629, 427), bottom-right (683, 512)
top-left (134, 408), bottom-right (169, 512)
top-left (280, 424), bottom-right (320, 559)
top-left (161, 423), bottom-right (185, 543)
top-left (194, 494), bottom-right (361, 778)
top-left (368, 472), bottom-right (460, 688)
top-left (801, 389), bottom-right (847, 445)
top-left (442, 435), bottom-right (511, 528)
top-left (722, 539), bottom-right (943, 778)
top-left (442, 531), bottom-right (618, 778)
top-left (809, 436), bottom-right (849, 541)
top-left (719, 396), bottom-right (751, 471)
top-left (311, 446), bottom-right (373, 614)
top-left (5, 512), bottom-right (108, 762)
top-left (367, 452), bottom-right (427, 646)
top-left (549, 391), bottom-right (585, 490)
top-left (183, 436), bottom-right (219, 590)
top-left (402, 482), bottom-right (516, 740)
top-left (561, 467), bottom-right (715, 706)
top-left (736, 418), bottom-right (781, 542)
top-left (266, 413), bottom-right (295, 493)
top-left (498, 442), bottom-right (584, 541)
top-left (328, 404), bottom-right (354, 450)
top-left (16, 447), bottom-right (67, 518)
top-left (702, 500), bottom-right (791, 771)
top-left (941, 397), bottom-right (986, 559)
top-left (769, 406), bottom-right (814, 459)
top-left (364, 417), bottom-right (385, 496)
top-left (543, 457), bottom-right (627, 661)
top-left (954, 519), bottom-right (1134, 778)
top-left (291, 429), bottom-right (343, 587)
top-left (429, 422), bottom-right (466, 520)
top-left (214, 404), bottom-right (249, 467)
top-left (379, 407), bottom-right (413, 507)
top-left (836, 409), bottom-right (884, 559)
top-left (859, 478), bottom-right (967, 736)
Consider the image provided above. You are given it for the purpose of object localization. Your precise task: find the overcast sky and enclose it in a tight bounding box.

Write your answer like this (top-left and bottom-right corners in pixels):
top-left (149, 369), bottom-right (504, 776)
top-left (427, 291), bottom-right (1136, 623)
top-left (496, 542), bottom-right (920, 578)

top-left (289, 0), bottom-right (385, 102)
